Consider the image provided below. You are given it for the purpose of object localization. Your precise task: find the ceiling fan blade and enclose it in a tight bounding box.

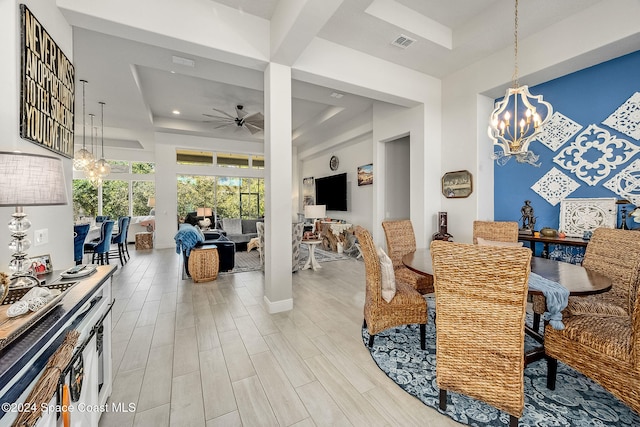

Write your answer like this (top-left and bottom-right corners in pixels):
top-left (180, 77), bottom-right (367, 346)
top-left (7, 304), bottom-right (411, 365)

top-left (235, 105), bottom-right (248, 118)
top-left (210, 108), bottom-right (235, 119)
top-left (243, 112), bottom-right (264, 129)
top-left (203, 113), bottom-right (234, 121)
top-left (244, 123), bottom-right (263, 134)
top-left (213, 123), bottom-right (232, 129)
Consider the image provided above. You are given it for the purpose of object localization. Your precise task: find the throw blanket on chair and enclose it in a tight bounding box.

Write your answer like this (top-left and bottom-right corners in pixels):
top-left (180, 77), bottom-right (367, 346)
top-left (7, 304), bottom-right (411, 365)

top-left (175, 224), bottom-right (204, 256)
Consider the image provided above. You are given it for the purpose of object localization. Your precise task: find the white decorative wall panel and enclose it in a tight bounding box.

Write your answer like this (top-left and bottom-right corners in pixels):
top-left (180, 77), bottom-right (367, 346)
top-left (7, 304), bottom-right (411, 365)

top-left (536, 112), bottom-right (582, 151)
top-left (603, 158), bottom-right (640, 205)
top-left (602, 92), bottom-right (640, 140)
top-left (559, 197), bottom-right (616, 237)
top-left (531, 167), bottom-right (580, 206)
top-left (553, 124), bottom-right (640, 186)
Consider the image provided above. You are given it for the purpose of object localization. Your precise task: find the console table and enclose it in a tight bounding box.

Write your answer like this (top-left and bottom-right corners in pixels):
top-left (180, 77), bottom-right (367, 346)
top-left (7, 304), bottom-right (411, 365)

top-left (518, 234), bottom-right (588, 259)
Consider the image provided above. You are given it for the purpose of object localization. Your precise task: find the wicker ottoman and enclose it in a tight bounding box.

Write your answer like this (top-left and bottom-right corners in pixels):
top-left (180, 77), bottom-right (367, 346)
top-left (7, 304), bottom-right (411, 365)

top-left (135, 232), bottom-right (153, 250)
top-left (188, 246), bottom-right (219, 282)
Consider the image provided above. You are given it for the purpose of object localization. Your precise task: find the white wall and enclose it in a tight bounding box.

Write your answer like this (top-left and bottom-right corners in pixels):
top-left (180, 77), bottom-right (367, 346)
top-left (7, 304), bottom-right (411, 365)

top-left (384, 136), bottom-right (410, 221)
top-left (300, 133), bottom-right (373, 232)
top-left (0, 1), bottom-right (75, 270)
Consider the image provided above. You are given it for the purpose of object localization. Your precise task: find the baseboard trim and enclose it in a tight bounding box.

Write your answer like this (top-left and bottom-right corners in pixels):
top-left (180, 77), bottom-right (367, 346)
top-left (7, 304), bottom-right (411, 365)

top-left (263, 296), bottom-right (293, 313)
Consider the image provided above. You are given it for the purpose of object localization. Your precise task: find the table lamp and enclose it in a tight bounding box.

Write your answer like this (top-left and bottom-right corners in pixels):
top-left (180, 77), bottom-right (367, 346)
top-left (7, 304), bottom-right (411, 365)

top-left (147, 197), bottom-right (156, 215)
top-left (197, 207), bottom-right (212, 229)
top-left (0, 152), bottom-right (68, 288)
top-left (304, 204), bottom-right (326, 234)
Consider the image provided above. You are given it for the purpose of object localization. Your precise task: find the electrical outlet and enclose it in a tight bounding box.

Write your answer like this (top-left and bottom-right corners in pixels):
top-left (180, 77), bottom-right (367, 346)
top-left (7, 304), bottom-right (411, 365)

top-left (34, 229), bottom-right (48, 246)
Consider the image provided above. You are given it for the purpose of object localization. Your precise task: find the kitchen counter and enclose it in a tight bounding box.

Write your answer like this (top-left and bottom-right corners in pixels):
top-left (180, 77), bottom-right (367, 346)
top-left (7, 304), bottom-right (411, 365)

top-left (0, 265), bottom-right (116, 424)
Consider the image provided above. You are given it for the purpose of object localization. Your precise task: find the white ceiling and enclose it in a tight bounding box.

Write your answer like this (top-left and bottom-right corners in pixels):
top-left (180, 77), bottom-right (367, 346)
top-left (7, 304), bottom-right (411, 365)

top-left (70, 0), bottom-right (602, 153)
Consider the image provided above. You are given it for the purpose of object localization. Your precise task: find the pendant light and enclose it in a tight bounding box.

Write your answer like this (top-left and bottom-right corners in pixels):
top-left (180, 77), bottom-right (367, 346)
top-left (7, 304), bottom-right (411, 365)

top-left (84, 114), bottom-right (100, 185)
top-left (95, 101), bottom-right (111, 178)
top-left (488, 0), bottom-right (553, 162)
top-left (73, 80), bottom-right (94, 171)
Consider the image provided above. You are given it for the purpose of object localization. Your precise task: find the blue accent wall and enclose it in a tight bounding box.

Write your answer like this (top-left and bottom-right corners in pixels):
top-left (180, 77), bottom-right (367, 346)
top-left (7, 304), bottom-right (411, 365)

top-left (494, 50), bottom-right (640, 232)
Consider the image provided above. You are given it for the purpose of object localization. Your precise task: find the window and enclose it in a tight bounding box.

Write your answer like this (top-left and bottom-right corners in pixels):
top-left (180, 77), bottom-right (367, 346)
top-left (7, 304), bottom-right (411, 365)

top-left (251, 155), bottom-right (264, 169)
top-left (73, 179), bottom-right (98, 219)
top-left (177, 175), bottom-right (264, 221)
top-left (72, 160), bottom-right (156, 220)
top-left (177, 149), bottom-right (213, 165)
top-left (132, 162), bottom-right (155, 174)
top-left (101, 180), bottom-right (129, 219)
top-left (217, 153), bottom-right (249, 168)
top-left (132, 181), bottom-right (156, 216)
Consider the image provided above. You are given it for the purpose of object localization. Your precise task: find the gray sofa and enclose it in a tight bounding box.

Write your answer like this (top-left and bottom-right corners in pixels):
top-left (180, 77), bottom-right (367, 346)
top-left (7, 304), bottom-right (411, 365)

top-left (221, 218), bottom-right (262, 246)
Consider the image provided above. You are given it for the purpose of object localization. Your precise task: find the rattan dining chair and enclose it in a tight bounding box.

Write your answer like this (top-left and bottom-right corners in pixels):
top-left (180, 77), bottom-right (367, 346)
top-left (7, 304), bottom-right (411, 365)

top-left (472, 220), bottom-right (519, 244)
top-left (355, 226), bottom-right (427, 350)
top-left (532, 228), bottom-right (640, 330)
top-left (430, 240), bottom-right (531, 427)
top-left (381, 220), bottom-right (434, 295)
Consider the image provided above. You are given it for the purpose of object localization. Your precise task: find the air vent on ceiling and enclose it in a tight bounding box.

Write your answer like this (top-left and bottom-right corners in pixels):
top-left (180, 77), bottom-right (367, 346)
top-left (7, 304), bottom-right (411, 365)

top-left (391, 34), bottom-right (416, 49)
top-left (172, 55), bottom-right (195, 67)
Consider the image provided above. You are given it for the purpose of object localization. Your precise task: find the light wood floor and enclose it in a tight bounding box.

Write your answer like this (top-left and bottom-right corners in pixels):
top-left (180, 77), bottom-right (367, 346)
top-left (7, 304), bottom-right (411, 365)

top-left (98, 247), bottom-right (459, 427)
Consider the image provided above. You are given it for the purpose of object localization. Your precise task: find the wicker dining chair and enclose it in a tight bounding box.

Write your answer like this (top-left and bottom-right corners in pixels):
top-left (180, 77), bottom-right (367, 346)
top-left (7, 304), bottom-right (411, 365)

top-left (532, 228), bottom-right (640, 330)
top-left (545, 276), bottom-right (640, 413)
top-left (430, 240), bottom-right (531, 427)
top-left (381, 220), bottom-right (434, 295)
top-left (472, 220), bottom-right (519, 244)
top-left (355, 226), bottom-right (427, 350)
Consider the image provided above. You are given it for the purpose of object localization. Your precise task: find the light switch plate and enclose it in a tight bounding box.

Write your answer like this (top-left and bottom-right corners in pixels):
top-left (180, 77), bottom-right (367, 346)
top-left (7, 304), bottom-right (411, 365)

top-left (34, 229), bottom-right (48, 246)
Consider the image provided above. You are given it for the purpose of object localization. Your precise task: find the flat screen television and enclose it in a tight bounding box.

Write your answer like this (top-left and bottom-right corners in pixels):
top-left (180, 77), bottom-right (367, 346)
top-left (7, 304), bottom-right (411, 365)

top-left (315, 173), bottom-right (347, 211)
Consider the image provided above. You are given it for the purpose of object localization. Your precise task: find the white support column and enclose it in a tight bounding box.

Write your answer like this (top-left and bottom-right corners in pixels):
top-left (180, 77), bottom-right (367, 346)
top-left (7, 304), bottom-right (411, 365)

top-left (263, 63), bottom-right (293, 313)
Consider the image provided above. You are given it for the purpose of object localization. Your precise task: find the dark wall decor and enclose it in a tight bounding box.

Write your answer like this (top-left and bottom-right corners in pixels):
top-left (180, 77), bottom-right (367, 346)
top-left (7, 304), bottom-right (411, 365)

top-left (20, 5), bottom-right (75, 158)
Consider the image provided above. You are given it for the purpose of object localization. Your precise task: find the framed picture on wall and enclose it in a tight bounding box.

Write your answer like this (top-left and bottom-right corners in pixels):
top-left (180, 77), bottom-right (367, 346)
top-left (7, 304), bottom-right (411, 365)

top-left (442, 170), bottom-right (473, 198)
top-left (357, 164), bottom-right (373, 186)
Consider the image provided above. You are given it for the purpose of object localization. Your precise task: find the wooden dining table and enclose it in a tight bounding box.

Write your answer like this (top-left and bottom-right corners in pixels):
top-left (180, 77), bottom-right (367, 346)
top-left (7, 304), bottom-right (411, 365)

top-left (402, 248), bottom-right (613, 363)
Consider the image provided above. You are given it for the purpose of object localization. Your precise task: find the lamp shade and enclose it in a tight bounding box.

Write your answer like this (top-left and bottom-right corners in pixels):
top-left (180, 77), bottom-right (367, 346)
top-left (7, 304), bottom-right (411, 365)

top-left (197, 207), bottom-right (212, 217)
top-left (147, 197), bottom-right (156, 207)
top-left (0, 152), bottom-right (67, 206)
top-left (304, 204), bottom-right (326, 219)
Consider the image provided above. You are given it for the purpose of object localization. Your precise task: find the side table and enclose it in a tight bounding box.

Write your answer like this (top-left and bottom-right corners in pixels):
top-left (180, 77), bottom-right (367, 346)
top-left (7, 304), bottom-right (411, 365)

top-left (135, 232), bottom-right (153, 250)
top-left (302, 239), bottom-right (322, 271)
top-left (188, 246), bottom-right (219, 282)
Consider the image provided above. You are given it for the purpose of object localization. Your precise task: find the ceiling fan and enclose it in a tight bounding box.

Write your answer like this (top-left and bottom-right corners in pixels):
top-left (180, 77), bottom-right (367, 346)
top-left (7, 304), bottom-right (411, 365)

top-left (203, 104), bottom-right (264, 135)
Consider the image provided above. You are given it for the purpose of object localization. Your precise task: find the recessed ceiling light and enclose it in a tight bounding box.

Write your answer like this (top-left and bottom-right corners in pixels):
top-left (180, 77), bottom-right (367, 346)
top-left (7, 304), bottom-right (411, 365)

top-left (172, 110), bottom-right (180, 115)
top-left (170, 70), bottom-right (176, 74)
top-left (330, 92), bottom-right (344, 99)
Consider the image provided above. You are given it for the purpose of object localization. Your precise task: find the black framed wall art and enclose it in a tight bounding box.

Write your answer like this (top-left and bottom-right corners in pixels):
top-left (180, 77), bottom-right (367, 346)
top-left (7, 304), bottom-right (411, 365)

top-left (20, 5), bottom-right (75, 158)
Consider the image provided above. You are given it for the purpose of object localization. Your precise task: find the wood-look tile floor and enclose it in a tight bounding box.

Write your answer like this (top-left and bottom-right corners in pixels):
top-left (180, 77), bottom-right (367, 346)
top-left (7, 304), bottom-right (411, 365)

top-left (99, 247), bottom-right (459, 427)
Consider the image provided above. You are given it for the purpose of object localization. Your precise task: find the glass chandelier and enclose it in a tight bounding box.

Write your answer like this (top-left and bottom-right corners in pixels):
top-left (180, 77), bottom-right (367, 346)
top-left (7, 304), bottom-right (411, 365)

top-left (488, 0), bottom-right (553, 162)
top-left (95, 101), bottom-right (111, 179)
top-left (73, 79), bottom-right (94, 171)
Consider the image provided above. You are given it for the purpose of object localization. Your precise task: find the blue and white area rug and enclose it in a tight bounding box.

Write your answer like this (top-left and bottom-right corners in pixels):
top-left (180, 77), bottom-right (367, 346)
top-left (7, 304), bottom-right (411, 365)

top-left (362, 305), bottom-right (640, 426)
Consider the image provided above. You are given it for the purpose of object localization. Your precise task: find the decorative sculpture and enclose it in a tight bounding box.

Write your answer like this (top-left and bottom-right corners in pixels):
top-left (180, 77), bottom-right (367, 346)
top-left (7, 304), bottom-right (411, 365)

top-left (432, 212), bottom-right (454, 242)
top-left (519, 200), bottom-right (536, 235)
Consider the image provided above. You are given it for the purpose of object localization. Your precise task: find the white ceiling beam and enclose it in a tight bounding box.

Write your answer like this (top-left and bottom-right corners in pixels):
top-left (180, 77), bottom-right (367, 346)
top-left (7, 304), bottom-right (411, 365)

top-left (270, 0), bottom-right (343, 65)
top-left (365, 0), bottom-right (452, 50)
top-left (57, 0), bottom-right (270, 70)
top-left (292, 105), bottom-right (344, 141)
